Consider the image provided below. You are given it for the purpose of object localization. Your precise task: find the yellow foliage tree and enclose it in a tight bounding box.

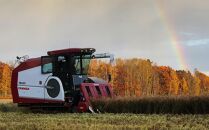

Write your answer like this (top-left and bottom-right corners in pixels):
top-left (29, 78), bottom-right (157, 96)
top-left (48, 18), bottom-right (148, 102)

top-left (0, 63), bottom-right (12, 97)
top-left (182, 78), bottom-right (189, 95)
top-left (169, 70), bottom-right (180, 95)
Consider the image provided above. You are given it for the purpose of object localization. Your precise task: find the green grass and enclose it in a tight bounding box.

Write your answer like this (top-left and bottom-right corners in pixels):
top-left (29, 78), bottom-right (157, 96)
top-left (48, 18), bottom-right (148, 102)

top-left (0, 103), bottom-right (209, 130)
top-left (1, 111), bottom-right (209, 130)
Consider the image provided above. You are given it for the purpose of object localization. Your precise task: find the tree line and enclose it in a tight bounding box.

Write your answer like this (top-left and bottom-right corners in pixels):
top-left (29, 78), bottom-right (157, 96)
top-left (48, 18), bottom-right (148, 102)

top-left (88, 58), bottom-right (209, 96)
top-left (0, 58), bottom-right (209, 98)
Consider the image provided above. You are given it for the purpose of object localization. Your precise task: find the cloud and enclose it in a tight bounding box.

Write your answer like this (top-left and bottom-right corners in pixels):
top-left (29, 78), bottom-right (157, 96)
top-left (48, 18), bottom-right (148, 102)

top-left (204, 71), bottom-right (209, 76)
top-left (186, 39), bottom-right (209, 46)
top-left (180, 32), bottom-right (195, 36)
top-left (0, 0), bottom-right (209, 72)
top-left (185, 43), bottom-right (209, 72)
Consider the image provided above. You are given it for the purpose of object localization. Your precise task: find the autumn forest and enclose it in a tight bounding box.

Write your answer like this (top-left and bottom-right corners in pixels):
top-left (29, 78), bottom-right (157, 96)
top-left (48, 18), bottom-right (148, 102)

top-left (89, 58), bottom-right (209, 97)
top-left (1, 58), bottom-right (209, 98)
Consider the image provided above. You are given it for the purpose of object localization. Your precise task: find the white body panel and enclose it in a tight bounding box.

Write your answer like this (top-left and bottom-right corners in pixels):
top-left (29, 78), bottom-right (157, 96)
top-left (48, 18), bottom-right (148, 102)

top-left (18, 86), bottom-right (45, 99)
top-left (18, 66), bottom-right (64, 101)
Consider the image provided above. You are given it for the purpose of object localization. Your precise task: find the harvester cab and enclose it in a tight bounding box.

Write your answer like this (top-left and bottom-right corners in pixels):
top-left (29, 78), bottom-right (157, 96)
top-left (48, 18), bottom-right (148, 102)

top-left (11, 48), bottom-right (114, 112)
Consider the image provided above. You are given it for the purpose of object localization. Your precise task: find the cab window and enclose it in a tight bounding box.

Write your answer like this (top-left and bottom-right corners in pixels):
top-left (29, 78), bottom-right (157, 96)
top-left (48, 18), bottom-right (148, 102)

top-left (41, 56), bottom-right (53, 74)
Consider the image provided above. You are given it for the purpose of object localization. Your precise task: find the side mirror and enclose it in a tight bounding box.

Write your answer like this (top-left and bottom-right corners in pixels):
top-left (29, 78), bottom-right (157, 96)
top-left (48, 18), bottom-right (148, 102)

top-left (108, 74), bottom-right (112, 82)
top-left (16, 56), bottom-right (20, 60)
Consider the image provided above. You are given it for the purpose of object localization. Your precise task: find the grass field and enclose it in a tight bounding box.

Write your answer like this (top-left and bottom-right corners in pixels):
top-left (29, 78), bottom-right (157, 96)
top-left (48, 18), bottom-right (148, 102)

top-left (0, 103), bottom-right (209, 130)
top-left (0, 99), bottom-right (12, 104)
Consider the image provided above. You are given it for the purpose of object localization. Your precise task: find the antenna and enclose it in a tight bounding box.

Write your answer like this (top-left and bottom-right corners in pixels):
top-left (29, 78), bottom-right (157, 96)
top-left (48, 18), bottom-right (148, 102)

top-left (69, 40), bottom-right (70, 48)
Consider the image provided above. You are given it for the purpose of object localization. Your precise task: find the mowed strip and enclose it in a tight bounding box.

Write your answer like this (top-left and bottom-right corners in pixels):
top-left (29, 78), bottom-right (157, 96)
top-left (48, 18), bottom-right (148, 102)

top-left (0, 112), bottom-right (209, 130)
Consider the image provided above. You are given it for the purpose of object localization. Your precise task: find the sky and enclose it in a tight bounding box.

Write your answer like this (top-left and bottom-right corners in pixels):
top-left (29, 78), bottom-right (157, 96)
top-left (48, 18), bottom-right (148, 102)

top-left (0, 0), bottom-right (209, 75)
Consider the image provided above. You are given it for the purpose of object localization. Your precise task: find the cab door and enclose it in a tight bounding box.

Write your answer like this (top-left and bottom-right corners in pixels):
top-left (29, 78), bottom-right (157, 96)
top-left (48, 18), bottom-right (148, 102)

top-left (41, 56), bottom-right (65, 102)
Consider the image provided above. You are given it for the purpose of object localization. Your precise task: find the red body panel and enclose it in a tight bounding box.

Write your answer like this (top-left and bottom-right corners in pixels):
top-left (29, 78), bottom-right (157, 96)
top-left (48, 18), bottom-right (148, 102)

top-left (77, 102), bottom-right (88, 113)
top-left (15, 97), bottom-right (63, 103)
top-left (47, 48), bottom-right (95, 56)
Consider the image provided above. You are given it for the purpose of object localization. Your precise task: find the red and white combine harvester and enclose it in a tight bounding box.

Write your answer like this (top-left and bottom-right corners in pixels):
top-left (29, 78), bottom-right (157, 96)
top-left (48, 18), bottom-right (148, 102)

top-left (11, 48), bottom-right (114, 112)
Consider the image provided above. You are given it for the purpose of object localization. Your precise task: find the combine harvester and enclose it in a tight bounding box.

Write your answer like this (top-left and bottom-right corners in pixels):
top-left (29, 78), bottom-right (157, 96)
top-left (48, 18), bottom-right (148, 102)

top-left (11, 48), bottom-right (114, 112)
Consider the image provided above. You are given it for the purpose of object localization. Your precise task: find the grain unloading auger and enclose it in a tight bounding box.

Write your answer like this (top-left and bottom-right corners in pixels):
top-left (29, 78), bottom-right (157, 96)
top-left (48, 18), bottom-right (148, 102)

top-left (11, 48), bottom-right (114, 112)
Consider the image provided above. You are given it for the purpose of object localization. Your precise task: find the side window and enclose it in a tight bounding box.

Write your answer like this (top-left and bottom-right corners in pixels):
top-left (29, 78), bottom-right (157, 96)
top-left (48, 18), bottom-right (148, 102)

top-left (85, 86), bottom-right (92, 97)
top-left (105, 86), bottom-right (111, 97)
top-left (95, 86), bottom-right (102, 96)
top-left (74, 56), bottom-right (81, 75)
top-left (41, 57), bottom-right (53, 74)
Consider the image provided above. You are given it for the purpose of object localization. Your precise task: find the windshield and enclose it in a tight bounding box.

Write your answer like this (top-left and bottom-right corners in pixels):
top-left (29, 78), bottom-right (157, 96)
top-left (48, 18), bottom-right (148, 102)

top-left (74, 55), bottom-right (91, 75)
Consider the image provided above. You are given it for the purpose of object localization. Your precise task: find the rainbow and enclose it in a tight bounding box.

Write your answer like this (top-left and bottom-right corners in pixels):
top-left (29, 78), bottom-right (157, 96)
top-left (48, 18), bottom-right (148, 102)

top-left (155, 1), bottom-right (189, 70)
